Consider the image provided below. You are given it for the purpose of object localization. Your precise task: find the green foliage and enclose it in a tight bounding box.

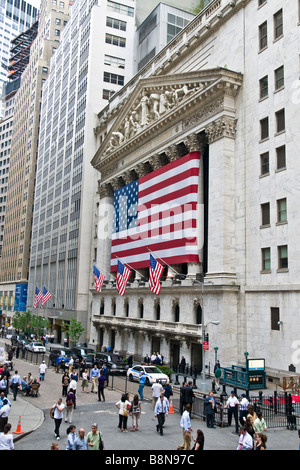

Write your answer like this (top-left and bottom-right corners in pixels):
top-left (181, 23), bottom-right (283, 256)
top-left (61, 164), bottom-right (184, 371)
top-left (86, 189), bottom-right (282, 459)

top-left (12, 310), bottom-right (49, 338)
top-left (158, 365), bottom-right (174, 376)
top-left (193, 0), bottom-right (205, 14)
top-left (61, 318), bottom-right (85, 346)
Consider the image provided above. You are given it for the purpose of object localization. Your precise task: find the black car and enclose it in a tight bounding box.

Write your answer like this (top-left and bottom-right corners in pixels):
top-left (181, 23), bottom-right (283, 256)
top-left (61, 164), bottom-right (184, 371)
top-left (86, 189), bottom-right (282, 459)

top-left (71, 347), bottom-right (96, 366)
top-left (49, 347), bottom-right (80, 367)
top-left (95, 352), bottom-right (128, 375)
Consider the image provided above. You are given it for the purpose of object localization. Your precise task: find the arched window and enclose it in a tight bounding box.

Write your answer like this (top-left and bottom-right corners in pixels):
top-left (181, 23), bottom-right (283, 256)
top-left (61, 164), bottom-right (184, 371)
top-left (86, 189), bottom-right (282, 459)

top-left (196, 304), bottom-right (202, 324)
top-left (156, 303), bottom-right (160, 321)
top-left (174, 304), bottom-right (180, 323)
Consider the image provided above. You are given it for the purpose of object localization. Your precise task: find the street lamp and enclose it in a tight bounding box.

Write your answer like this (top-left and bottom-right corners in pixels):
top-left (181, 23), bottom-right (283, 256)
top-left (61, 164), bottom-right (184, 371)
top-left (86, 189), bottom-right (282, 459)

top-left (202, 320), bottom-right (220, 391)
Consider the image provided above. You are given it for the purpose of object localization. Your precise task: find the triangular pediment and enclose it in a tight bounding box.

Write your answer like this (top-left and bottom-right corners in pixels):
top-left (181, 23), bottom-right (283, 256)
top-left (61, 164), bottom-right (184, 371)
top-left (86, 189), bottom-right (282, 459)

top-left (92, 68), bottom-right (242, 169)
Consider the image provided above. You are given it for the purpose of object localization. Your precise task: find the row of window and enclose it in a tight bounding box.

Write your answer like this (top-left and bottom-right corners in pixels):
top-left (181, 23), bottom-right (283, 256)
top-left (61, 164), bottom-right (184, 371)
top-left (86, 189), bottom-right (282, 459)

top-left (261, 198), bottom-right (287, 227)
top-left (259, 65), bottom-right (284, 99)
top-left (260, 108), bottom-right (285, 141)
top-left (259, 8), bottom-right (283, 52)
top-left (261, 245), bottom-right (288, 272)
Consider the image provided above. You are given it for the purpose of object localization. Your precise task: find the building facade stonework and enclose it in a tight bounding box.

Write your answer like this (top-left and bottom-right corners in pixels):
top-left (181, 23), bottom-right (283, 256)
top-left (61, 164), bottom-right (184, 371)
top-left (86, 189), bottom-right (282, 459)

top-left (90, 0), bottom-right (300, 380)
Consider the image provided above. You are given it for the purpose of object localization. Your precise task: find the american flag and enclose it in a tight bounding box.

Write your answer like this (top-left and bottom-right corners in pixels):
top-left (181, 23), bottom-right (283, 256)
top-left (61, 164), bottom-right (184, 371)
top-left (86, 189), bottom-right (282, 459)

top-left (34, 287), bottom-right (43, 308)
top-left (93, 265), bottom-right (105, 292)
top-left (149, 254), bottom-right (164, 294)
top-left (111, 152), bottom-right (201, 271)
top-left (41, 286), bottom-right (52, 308)
top-left (116, 260), bottom-right (131, 296)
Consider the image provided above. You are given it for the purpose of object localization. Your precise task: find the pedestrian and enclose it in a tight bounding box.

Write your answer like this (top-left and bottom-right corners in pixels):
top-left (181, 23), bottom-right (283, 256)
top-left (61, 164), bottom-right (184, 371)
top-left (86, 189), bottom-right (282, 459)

top-left (81, 369), bottom-right (89, 393)
top-left (0, 376), bottom-right (7, 395)
top-left (50, 398), bottom-right (65, 440)
top-left (66, 425), bottom-right (77, 450)
top-left (0, 366), bottom-right (10, 395)
top-left (51, 442), bottom-right (59, 450)
top-left (97, 371), bottom-right (106, 402)
top-left (56, 354), bottom-right (63, 373)
top-left (214, 364), bottom-right (221, 391)
top-left (192, 429), bottom-right (205, 451)
top-left (0, 423), bottom-right (14, 450)
top-left (239, 394), bottom-right (249, 425)
top-left (101, 362), bottom-right (109, 387)
top-left (9, 370), bottom-right (21, 401)
top-left (39, 360), bottom-right (47, 381)
top-left (163, 381), bottom-right (173, 403)
top-left (177, 403), bottom-right (193, 450)
top-left (90, 364), bottom-right (100, 393)
top-left (138, 372), bottom-right (147, 401)
top-left (247, 404), bottom-right (257, 423)
top-left (253, 411), bottom-right (267, 434)
top-left (69, 368), bottom-right (79, 383)
top-left (127, 353), bottom-right (133, 368)
top-left (154, 393), bottom-right (169, 436)
top-left (245, 416), bottom-right (255, 446)
top-left (255, 433), bottom-right (267, 450)
top-left (151, 379), bottom-right (163, 410)
top-left (0, 398), bottom-right (11, 432)
top-left (130, 394), bottom-right (141, 431)
top-left (62, 372), bottom-right (70, 397)
top-left (144, 354), bottom-right (150, 364)
top-left (116, 392), bottom-right (131, 432)
top-left (68, 356), bottom-right (74, 374)
top-left (65, 388), bottom-right (76, 424)
top-left (179, 382), bottom-right (187, 415)
top-left (185, 381), bottom-right (195, 414)
top-left (73, 428), bottom-right (89, 450)
top-left (87, 423), bottom-right (105, 451)
top-left (236, 425), bottom-right (253, 450)
top-left (204, 391), bottom-right (216, 428)
top-left (180, 356), bottom-right (186, 373)
top-left (224, 391), bottom-right (239, 426)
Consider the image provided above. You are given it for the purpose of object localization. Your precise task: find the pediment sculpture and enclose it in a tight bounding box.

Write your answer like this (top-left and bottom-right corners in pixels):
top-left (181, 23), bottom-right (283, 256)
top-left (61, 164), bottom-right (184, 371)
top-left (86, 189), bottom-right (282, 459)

top-left (103, 82), bottom-right (204, 156)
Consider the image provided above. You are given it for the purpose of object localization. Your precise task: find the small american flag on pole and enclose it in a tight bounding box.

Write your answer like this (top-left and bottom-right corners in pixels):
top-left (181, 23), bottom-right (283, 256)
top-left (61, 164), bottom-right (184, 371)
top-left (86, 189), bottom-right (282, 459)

top-left (149, 254), bottom-right (164, 294)
top-left (93, 265), bottom-right (105, 292)
top-left (41, 286), bottom-right (52, 308)
top-left (34, 287), bottom-right (43, 308)
top-left (116, 260), bottom-right (131, 296)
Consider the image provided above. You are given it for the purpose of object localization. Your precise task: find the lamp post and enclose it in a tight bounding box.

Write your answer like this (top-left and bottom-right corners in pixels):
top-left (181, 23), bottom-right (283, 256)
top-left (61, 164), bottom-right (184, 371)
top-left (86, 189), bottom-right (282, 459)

top-left (202, 320), bottom-right (220, 390)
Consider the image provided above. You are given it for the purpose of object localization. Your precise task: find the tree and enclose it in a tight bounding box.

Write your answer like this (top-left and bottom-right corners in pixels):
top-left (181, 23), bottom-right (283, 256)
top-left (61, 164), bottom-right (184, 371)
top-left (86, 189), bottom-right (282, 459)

top-left (11, 310), bottom-right (49, 339)
top-left (193, 0), bottom-right (205, 15)
top-left (61, 318), bottom-right (85, 346)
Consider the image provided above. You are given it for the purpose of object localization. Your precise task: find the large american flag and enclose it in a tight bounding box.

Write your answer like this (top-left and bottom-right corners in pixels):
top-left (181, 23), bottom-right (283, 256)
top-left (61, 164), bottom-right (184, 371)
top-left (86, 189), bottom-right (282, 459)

top-left (149, 254), bottom-right (164, 294)
top-left (41, 286), bottom-right (52, 308)
top-left (93, 265), bottom-right (105, 292)
top-left (116, 260), bottom-right (131, 296)
top-left (34, 287), bottom-right (43, 308)
top-left (111, 152), bottom-right (201, 271)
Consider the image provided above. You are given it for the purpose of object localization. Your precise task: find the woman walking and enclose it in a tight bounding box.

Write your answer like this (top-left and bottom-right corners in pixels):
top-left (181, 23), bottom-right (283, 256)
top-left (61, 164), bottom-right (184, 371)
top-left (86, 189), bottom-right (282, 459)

top-left (116, 393), bottom-right (131, 432)
top-left (130, 394), bottom-right (141, 431)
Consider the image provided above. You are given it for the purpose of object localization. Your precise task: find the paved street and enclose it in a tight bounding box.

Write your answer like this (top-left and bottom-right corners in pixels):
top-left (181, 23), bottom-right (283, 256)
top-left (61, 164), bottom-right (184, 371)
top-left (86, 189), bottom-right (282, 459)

top-left (1, 340), bottom-right (299, 451)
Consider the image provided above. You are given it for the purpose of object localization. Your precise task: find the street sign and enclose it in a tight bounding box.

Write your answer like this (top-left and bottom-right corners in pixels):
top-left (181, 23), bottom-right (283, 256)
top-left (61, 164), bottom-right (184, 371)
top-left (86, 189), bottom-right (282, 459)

top-left (203, 341), bottom-right (209, 351)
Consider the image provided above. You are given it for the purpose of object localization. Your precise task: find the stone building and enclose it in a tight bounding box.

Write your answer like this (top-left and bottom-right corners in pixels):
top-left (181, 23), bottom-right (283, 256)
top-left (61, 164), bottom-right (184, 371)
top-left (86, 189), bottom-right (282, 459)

top-left (91, 0), bottom-right (300, 380)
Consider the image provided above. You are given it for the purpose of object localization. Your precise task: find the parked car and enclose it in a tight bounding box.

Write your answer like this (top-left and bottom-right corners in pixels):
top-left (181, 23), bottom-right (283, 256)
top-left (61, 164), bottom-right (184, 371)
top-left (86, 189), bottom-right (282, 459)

top-left (95, 352), bottom-right (128, 375)
top-left (71, 347), bottom-right (96, 366)
top-left (26, 342), bottom-right (46, 353)
top-left (127, 365), bottom-right (169, 385)
top-left (17, 338), bottom-right (30, 349)
top-left (49, 347), bottom-right (80, 367)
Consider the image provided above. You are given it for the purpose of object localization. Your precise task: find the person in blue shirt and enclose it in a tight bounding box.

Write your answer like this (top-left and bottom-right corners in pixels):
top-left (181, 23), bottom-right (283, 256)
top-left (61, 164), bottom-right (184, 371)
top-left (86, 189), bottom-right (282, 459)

top-left (138, 372), bottom-right (147, 401)
top-left (90, 365), bottom-right (100, 393)
top-left (56, 355), bottom-right (63, 373)
top-left (72, 428), bottom-right (89, 450)
top-left (154, 394), bottom-right (169, 436)
top-left (10, 370), bottom-right (21, 401)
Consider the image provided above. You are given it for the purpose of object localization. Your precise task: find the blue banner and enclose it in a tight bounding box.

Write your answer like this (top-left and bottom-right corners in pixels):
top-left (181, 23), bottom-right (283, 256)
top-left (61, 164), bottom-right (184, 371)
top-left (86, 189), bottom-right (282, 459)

top-left (14, 283), bottom-right (28, 311)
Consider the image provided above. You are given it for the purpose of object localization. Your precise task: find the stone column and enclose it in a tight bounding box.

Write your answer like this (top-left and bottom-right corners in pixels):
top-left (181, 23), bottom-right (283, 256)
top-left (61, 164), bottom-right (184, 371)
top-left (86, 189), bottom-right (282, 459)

top-left (97, 181), bottom-right (114, 279)
top-left (205, 116), bottom-right (237, 284)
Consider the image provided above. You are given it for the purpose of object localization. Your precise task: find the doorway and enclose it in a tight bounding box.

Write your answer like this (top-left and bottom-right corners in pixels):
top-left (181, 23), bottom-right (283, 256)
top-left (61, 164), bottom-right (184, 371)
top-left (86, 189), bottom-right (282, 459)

top-left (191, 343), bottom-right (202, 374)
top-left (170, 340), bottom-right (180, 369)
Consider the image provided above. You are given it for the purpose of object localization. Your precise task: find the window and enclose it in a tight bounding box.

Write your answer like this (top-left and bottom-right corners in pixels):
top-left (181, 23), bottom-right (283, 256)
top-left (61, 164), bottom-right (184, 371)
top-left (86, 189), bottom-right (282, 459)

top-left (103, 72), bottom-right (124, 86)
top-left (261, 202), bottom-right (270, 226)
top-left (104, 55), bottom-right (125, 68)
top-left (278, 245), bottom-right (288, 269)
top-left (277, 198), bottom-right (287, 223)
top-left (275, 66), bottom-right (284, 90)
top-left (258, 0), bottom-right (267, 6)
top-left (276, 145), bottom-right (286, 170)
top-left (271, 307), bottom-right (280, 331)
top-left (259, 75), bottom-right (268, 99)
top-left (102, 89), bottom-right (115, 100)
top-left (275, 109), bottom-right (285, 133)
top-left (106, 17), bottom-right (126, 31)
top-left (274, 9), bottom-right (283, 40)
top-left (105, 33), bottom-right (126, 47)
top-left (260, 117), bottom-right (269, 140)
top-left (259, 21), bottom-right (268, 50)
top-left (107, 1), bottom-right (134, 17)
top-left (260, 152), bottom-right (269, 175)
top-left (262, 247), bottom-right (271, 271)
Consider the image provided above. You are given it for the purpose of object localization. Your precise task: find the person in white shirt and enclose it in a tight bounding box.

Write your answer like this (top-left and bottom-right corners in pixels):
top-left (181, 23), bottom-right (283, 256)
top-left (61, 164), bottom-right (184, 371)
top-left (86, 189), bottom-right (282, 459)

top-left (0, 399), bottom-right (11, 432)
top-left (151, 380), bottom-right (163, 410)
top-left (39, 361), bottom-right (47, 381)
top-left (224, 391), bottom-right (239, 426)
top-left (178, 403), bottom-right (193, 450)
top-left (51, 398), bottom-right (65, 440)
top-left (236, 425), bottom-right (253, 450)
top-left (239, 394), bottom-right (249, 425)
top-left (0, 423), bottom-right (14, 450)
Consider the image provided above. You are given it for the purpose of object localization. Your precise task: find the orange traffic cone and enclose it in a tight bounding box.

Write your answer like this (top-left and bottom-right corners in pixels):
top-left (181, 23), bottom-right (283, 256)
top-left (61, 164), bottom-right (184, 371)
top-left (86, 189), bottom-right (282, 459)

top-left (169, 398), bottom-right (174, 414)
top-left (13, 416), bottom-right (24, 435)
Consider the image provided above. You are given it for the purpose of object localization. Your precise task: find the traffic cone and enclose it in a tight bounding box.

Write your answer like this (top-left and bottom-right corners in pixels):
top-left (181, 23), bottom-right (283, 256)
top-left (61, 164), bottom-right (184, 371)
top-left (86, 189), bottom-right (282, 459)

top-left (13, 416), bottom-right (24, 434)
top-left (169, 398), bottom-right (174, 414)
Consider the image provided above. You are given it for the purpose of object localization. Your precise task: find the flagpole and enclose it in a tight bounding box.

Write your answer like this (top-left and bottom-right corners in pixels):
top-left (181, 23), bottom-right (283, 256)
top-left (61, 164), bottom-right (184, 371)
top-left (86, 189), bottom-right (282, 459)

top-left (147, 248), bottom-right (181, 277)
top-left (41, 282), bottom-right (63, 305)
top-left (114, 256), bottom-right (148, 281)
top-left (94, 264), bottom-right (117, 281)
